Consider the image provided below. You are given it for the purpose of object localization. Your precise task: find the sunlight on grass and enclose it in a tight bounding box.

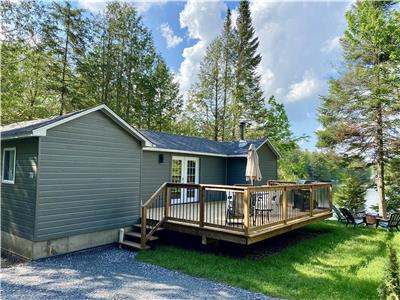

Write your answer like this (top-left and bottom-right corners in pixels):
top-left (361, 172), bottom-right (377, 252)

top-left (137, 221), bottom-right (399, 300)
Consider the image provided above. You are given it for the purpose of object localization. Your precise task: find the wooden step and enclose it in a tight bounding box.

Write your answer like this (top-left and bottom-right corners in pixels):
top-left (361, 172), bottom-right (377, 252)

top-left (133, 224), bottom-right (165, 231)
top-left (125, 231), bottom-right (158, 241)
top-left (120, 240), bottom-right (149, 250)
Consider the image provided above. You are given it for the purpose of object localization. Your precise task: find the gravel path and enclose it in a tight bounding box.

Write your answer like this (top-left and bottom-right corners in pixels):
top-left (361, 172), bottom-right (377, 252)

top-left (1, 246), bottom-right (276, 300)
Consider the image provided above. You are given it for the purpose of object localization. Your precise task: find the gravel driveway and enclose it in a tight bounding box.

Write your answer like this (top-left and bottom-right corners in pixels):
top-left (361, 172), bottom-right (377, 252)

top-left (1, 246), bottom-right (275, 300)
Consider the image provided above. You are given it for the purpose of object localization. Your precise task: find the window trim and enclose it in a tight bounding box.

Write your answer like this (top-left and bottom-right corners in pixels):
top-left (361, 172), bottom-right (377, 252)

top-left (2, 147), bottom-right (16, 184)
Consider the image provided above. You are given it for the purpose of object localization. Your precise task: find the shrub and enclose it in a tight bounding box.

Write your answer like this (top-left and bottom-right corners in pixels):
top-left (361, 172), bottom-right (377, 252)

top-left (334, 175), bottom-right (367, 213)
top-left (379, 243), bottom-right (400, 300)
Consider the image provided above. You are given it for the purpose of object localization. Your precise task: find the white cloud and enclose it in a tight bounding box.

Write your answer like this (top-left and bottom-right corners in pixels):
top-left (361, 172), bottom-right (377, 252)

top-left (320, 36), bottom-right (341, 53)
top-left (77, 0), bottom-right (167, 14)
top-left (286, 75), bottom-right (321, 102)
top-left (160, 23), bottom-right (183, 48)
top-left (177, 0), bottom-right (227, 96)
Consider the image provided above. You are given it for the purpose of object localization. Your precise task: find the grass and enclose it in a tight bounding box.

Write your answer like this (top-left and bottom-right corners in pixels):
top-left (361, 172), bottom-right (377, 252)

top-left (137, 221), bottom-right (400, 300)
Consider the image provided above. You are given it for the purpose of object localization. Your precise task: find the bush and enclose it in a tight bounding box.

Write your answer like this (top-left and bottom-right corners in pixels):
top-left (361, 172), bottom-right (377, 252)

top-left (379, 243), bottom-right (400, 300)
top-left (334, 175), bottom-right (367, 213)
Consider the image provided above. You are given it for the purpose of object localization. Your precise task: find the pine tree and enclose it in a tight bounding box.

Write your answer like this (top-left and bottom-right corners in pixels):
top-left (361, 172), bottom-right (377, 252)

top-left (44, 1), bottom-right (90, 115)
top-left (335, 175), bottom-right (367, 213)
top-left (221, 8), bottom-right (235, 140)
top-left (233, 0), bottom-right (266, 139)
top-left (317, 1), bottom-right (400, 217)
top-left (188, 38), bottom-right (224, 140)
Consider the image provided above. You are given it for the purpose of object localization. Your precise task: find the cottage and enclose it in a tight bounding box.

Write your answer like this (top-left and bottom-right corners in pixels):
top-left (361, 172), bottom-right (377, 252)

top-left (1, 104), bottom-right (287, 259)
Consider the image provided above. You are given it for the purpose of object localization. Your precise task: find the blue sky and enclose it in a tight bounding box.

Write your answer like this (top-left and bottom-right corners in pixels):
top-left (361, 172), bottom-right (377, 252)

top-left (78, 0), bottom-right (350, 150)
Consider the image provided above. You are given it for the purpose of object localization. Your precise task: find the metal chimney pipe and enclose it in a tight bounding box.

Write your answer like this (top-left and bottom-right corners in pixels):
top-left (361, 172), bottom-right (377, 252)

top-left (240, 121), bottom-right (246, 140)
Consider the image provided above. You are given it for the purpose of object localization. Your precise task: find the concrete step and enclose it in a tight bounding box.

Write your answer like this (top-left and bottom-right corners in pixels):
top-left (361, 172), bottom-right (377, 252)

top-left (125, 231), bottom-right (158, 241)
top-left (120, 240), bottom-right (149, 250)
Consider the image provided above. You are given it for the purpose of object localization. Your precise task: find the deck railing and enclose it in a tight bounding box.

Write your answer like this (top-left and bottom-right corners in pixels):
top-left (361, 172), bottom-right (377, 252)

top-left (140, 182), bottom-right (333, 248)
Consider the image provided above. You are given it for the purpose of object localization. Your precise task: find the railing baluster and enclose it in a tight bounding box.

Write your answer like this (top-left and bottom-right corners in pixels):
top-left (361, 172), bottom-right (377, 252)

top-left (283, 187), bottom-right (288, 224)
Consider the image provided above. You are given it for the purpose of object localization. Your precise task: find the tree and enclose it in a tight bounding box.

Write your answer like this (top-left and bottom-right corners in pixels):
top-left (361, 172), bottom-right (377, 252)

top-left (335, 175), bottom-right (367, 213)
top-left (221, 8), bottom-right (235, 140)
top-left (386, 158), bottom-right (400, 212)
top-left (317, 1), bottom-right (400, 217)
top-left (187, 38), bottom-right (224, 140)
top-left (44, 1), bottom-right (91, 115)
top-left (232, 0), bottom-right (266, 139)
top-left (77, 1), bottom-right (181, 130)
top-left (1, 0), bottom-right (59, 123)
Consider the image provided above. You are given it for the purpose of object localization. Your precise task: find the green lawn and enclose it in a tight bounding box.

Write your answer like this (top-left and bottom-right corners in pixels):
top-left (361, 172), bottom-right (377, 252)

top-left (137, 221), bottom-right (400, 300)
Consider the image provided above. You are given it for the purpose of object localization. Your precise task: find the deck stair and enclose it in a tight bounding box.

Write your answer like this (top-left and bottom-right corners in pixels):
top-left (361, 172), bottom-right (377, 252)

top-left (120, 223), bottom-right (164, 250)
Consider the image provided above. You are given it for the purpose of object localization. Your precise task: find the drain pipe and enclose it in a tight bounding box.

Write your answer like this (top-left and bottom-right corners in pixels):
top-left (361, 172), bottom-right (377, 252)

top-left (118, 228), bottom-right (124, 247)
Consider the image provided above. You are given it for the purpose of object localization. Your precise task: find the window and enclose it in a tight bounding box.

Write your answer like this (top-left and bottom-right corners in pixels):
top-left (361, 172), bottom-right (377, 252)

top-left (2, 148), bottom-right (16, 184)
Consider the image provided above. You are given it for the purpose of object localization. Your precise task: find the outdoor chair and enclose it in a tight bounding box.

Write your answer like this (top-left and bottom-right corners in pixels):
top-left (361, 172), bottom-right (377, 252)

top-left (377, 213), bottom-right (400, 231)
top-left (332, 205), bottom-right (346, 223)
top-left (339, 208), bottom-right (365, 227)
top-left (226, 192), bottom-right (244, 225)
top-left (251, 192), bottom-right (273, 226)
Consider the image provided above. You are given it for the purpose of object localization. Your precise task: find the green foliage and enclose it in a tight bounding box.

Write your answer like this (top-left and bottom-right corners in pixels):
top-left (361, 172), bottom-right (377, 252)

top-left (335, 175), bottom-right (368, 213)
top-left (138, 221), bottom-right (395, 300)
top-left (386, 158), bottom-right (400, 212)
top-left (1, 0), bottom-right (182, 132)
top-left (187, 1), bottom-right (267, 141)
top-left (379, 242), bottom-right (400, 300)
top-left (317, 1), bottom-right (400, 217)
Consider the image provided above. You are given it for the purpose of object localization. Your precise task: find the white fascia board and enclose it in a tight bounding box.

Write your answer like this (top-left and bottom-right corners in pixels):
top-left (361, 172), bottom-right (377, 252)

top-left (0, 133), bottom-right (41, 141)
top-left (256, 139), bottom-right (282, 159)
top-left (143, 147), bottom-right (228, 158)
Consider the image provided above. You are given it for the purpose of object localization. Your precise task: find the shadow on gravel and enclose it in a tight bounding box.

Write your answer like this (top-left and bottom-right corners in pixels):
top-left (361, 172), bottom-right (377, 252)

top-left (1, 250), bottom-right (27, 268)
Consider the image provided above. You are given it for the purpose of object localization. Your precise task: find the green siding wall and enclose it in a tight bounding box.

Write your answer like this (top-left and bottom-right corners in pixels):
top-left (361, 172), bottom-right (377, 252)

top-left (200, 156), bottom-right (226, 184)
top-left (141, 152), bottom-right (227, 202)
top-left (227, 143), bottom-right (278, 185)
top-left (256, 142), bottom-right (278, 185)
top-left (1, 138), bottom-right (38, 240)
top-left (141, 151), bottom-right (172, 202)
top-left (35, 111), bottom-right (142, 241)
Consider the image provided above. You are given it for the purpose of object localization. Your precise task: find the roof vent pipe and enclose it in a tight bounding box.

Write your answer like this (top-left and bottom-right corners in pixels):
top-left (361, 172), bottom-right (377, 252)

top-left (239, 121), bottom-right (246, 141)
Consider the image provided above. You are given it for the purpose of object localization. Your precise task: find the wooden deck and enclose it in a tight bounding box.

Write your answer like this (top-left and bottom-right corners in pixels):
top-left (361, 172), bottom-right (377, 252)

top-left (139, 182), bottom-right (333, 248)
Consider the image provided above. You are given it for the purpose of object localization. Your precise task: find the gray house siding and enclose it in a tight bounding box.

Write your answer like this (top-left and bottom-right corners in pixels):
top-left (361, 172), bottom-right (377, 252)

top-left (141, 152), bottom-right (227, 202)
top-left (141, 151), bottom-right (172, 202)
top-left (35, 111), bottom-right (142, 241)
top-left (257, 143), bottom-right (278, 184)
top-left (200, 156), bottom-right (226, 184)
top-left (227, 143), bottom-right (278, 185)
top-left (1, 138), bottom-right (38, 240)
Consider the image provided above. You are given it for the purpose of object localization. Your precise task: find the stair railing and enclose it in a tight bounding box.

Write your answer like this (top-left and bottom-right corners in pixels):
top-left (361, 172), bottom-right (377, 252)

top-left (141, 182), bottom-right (168, 249)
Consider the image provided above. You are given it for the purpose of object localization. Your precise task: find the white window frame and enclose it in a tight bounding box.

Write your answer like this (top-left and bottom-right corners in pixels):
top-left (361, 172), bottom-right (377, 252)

top-left (2, 147), bottom-right (16, 184)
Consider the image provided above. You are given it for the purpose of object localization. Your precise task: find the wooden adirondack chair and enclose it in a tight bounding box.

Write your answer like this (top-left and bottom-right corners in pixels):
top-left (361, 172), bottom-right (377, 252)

top-left (340, 208), bottom-right (365, 227)
top-left (378, 213), bottom-right (400, 231)
top-left (332, 205), bottom-right (346, 223)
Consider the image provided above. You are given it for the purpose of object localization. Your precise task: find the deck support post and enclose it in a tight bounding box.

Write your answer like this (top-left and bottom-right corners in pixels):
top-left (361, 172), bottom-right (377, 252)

top-left (141, 206), bottom-right (147, 249)
top-left (310, 186), bottom-right (314, 217)
top-left (283, 187), bottom-right (288, 224)
top-left (199, 186), bottom-right (205, 227)
top-left (243, 189), bottom-right (250, 235)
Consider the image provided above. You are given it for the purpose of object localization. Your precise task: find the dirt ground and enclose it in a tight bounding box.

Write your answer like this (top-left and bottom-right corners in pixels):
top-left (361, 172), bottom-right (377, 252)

top-left (1, 251), bottom-right (27, 268)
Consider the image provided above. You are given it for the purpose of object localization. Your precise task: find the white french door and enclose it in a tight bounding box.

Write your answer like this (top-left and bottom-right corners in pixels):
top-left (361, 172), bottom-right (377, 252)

top-left (171, 156), bottom-right (199, 204)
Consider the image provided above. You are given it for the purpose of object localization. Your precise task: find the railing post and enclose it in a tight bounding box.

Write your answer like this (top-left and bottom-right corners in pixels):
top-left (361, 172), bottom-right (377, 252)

top-left (199, 186), bottom-right (205, 227)
top-left (283, 187), bottom-right (288, 224)
top-left (310, 185), bottom-right (314, 217)
top-left (164, 186), bottom-right (170, 219)
top-left (243, 188), bottom-right (249, 235)
top-left (141, 206), bottom-right (147, 249)
top-left (328, 184), bottom-right (333, 210)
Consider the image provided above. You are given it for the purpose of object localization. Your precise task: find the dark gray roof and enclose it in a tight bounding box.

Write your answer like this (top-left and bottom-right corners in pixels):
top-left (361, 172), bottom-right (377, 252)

top-left (139, 129), bottom-right (269, 156)
top-left (1, 109), bottom-right (85, 138)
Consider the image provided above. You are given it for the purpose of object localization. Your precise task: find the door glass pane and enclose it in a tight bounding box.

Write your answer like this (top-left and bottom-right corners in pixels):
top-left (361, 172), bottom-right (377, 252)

top-left (186, 160), bottom-right (196, 199)
top-left (171, 159), bottom-right (182, 200)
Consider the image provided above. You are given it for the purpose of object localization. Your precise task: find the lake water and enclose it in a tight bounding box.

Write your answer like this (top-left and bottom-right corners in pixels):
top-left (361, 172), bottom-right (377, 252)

top-left (365, 188), bottom-right (378, 213)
